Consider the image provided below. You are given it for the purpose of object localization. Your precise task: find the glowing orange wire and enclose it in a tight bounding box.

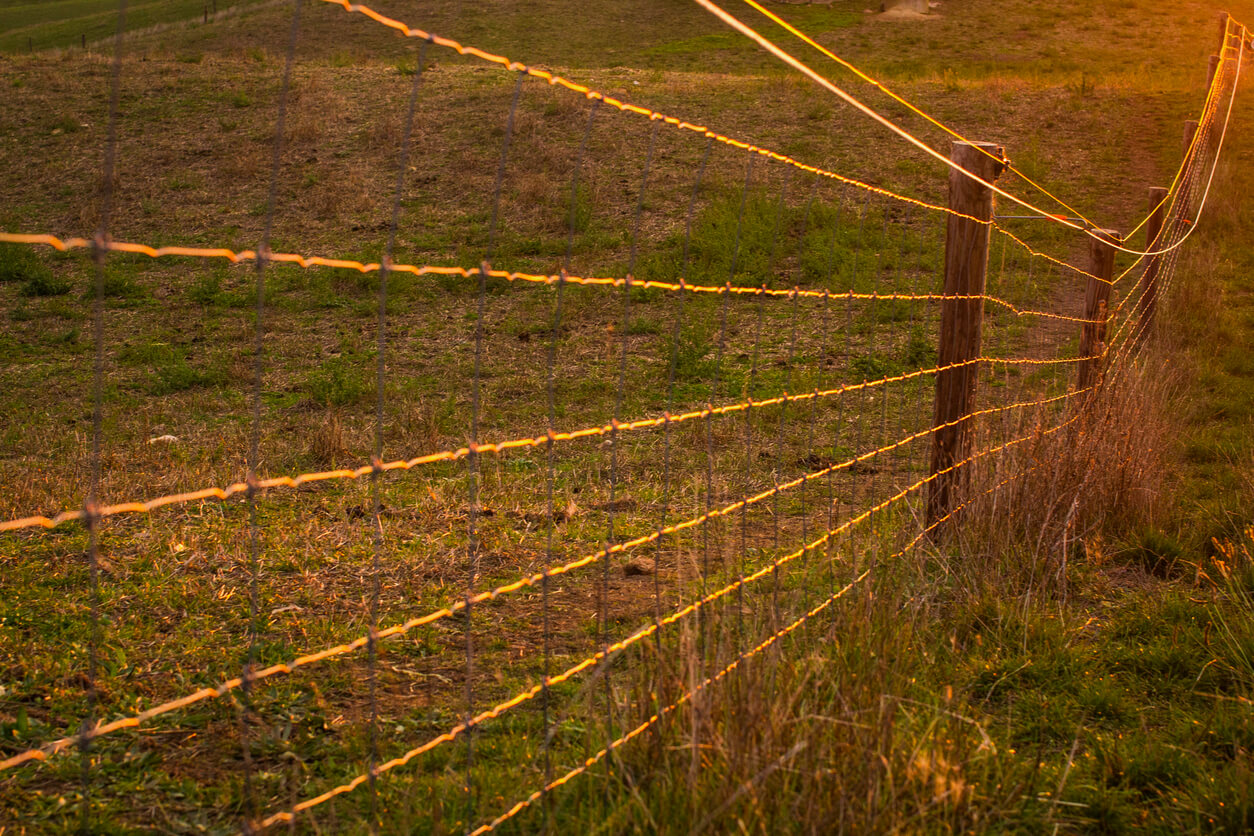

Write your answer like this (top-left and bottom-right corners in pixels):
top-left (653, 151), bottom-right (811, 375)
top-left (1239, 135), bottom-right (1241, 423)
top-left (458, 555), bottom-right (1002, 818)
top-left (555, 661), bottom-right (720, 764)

top-left (0, 232), bottom-right (1108, 317)
top-left (0, 384), bottom-right (1084, 773)
top-left (0, 342), bottom-right (1084, 535)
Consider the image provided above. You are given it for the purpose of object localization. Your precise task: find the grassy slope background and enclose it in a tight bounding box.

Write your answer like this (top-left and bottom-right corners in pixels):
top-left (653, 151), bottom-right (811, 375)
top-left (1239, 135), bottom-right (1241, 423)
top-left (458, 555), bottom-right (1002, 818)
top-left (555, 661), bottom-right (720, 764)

top-left (0, 0), bottom-right (1253, 832)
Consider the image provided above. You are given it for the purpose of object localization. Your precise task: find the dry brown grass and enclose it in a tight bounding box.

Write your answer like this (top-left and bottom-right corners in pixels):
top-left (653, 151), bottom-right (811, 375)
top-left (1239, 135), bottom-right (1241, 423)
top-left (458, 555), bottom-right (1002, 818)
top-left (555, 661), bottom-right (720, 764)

top-left (953, 349), bottom-right (1181, 596)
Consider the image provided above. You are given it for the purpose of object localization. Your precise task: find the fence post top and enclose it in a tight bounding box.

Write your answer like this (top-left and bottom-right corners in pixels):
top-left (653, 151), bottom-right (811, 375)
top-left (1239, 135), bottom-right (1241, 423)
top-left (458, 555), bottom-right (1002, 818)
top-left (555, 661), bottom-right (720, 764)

top-left (949, 141), bottom-right (1007, 181)
top-left (952, 140), bottom-right (1003, 152)
top-left (1089, 228), bottom-right (1123, 246)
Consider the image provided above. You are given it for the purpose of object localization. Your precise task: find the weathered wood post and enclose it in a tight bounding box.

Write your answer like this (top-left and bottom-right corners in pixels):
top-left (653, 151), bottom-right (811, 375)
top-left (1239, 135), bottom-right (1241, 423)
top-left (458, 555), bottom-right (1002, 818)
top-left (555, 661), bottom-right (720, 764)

top-left (1077, 229), bottom-right (1121, 392)
top-left (1135, 187), bottom-right (1169, 343)
top-left (926, 141), bottom-right (1005, 530)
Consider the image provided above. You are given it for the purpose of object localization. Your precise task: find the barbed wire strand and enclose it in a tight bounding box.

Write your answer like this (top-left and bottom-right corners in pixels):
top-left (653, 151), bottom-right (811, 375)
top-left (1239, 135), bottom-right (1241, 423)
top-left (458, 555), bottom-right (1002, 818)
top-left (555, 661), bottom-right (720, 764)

top-left (253, 396), bottom-right (1085, 831)
top-left (0, 234), bottom-right (1112, 318)
top-left (0, 352), bottom-right (1084, 538)
top-left (0, 368), bottom-right (1090, 774)
top-left (0, 231), bottom-right (1116, 323)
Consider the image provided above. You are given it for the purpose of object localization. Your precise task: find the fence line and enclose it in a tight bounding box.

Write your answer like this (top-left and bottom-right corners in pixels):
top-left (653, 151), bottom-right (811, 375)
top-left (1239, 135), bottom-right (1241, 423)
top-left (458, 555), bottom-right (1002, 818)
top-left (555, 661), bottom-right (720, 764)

top-left (694, 0), bottom-right (1240, 259)
top-left (253, 400), bottom-right (1088, 829)
top-left (0, 2), bottom-right (1244, 832)
top-left (0, 381), bottom-right (1086, 772)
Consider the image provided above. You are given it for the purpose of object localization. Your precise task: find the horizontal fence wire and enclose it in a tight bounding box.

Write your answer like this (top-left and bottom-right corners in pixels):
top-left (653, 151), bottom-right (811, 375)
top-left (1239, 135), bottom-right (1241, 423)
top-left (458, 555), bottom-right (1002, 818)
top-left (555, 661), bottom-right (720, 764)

top-left (0, 381), bottom-right (1085, 771)
top-left (0, 232), bottom-right (1106, 317)
top-left (0, 348), bottom-right (1086, 534)
top-left (253, 396), bottom-right (1089, 829)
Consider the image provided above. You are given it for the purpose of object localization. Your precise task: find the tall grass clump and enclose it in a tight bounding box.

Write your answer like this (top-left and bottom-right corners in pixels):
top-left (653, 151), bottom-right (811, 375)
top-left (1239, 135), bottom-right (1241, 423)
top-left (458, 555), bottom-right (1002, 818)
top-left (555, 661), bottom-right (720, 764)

top-left (953, 354), bottom-right (1180, 595)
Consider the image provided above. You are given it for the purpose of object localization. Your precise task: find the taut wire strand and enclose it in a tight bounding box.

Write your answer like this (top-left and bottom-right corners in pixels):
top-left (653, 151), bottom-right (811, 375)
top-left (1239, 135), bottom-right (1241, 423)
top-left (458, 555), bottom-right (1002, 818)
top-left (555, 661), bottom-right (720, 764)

top-left (0, 353), bottom-right (1088, 536)
top-left (0, 234), bottom-right (1110, 311)
top-left (0, 382), bottom-right (1086, 773)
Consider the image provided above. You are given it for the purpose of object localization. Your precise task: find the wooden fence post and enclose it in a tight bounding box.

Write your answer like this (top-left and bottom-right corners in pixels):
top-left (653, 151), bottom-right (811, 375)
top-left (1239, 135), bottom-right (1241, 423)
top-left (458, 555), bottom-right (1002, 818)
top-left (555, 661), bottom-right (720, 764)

top-left (1077, 229), bottom-right (1121, 392)
top-left (926, 141), bottom-right (1005, 531)
top-left (1135, 187), bottom-right (1169, 343)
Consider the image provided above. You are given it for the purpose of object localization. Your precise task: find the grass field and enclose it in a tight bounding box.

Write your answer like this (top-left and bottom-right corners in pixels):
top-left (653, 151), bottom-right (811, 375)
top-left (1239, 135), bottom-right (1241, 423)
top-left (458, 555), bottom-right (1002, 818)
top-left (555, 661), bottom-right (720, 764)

top-left (0, 0), bottom-right (270, 53)
top-left (2, 0), bottom-right (1254, 832)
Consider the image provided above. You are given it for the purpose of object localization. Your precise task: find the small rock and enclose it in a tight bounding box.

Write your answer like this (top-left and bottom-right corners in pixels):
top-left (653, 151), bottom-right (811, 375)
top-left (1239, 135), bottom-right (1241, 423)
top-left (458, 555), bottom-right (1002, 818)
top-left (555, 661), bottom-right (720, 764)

top-left (623, 557), bottom-right (655, 577)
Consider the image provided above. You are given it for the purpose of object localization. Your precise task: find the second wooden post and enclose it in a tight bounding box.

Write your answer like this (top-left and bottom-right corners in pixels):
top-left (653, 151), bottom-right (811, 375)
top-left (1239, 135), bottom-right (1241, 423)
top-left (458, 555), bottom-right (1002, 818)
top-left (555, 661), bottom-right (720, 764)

top-left (1077, 229), bottom-right (1122, 392)
top-left (927, 141), bottom-right (1005, 530)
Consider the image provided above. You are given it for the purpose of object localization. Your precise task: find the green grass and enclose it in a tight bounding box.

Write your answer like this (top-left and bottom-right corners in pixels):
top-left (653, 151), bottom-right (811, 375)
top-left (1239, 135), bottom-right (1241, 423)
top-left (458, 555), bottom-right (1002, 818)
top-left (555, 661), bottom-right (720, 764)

top-left (0, 0), bottom-right (267, 53)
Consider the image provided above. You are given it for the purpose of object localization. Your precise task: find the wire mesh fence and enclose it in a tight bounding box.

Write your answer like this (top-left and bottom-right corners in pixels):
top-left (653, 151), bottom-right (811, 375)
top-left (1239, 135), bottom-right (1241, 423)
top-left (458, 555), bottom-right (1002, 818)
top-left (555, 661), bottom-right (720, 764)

top-left (0, 1), bottom-right (1246, 831)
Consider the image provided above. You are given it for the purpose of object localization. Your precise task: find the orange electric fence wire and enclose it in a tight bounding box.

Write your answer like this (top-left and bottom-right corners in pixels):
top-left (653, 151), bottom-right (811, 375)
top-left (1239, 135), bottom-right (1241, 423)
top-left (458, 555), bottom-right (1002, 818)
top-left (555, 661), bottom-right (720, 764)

top-left (738, 0), bottom-right (1097, 230)
top-left (0, 384), bottom-right (1084, 773)
top-left (0, 233), bottom-right (1106, 320)
top-left (255, 398), bottom-right (1084, 830)
top-left (692, 0), bottom-right (1243, 260)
